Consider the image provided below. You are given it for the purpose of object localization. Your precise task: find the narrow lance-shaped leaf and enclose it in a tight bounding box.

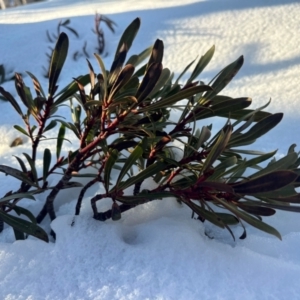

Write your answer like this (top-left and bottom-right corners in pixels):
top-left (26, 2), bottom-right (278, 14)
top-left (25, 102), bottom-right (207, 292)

top-left (233, 170), bottom-right (298, 195)
top-left (212, 195), bottom-right (282, 240)
top-left (0, 87), bottom-right (23, 116)
top-left (126, 46), bottom-right (152, 67)
top-left (48, 32), bottom-right (69, 97)
top-left (56, 124), bottom-right (66, 160)
top-left (221, 150), bottom-right (278, 178)
top-left (13, 228), bottom-right (25, 240)
top-left (108, 64), bottom-right (135, 103)
top-left (14, 125), bottom-right (30, 137)
top-left (248, 150), bottom-right (298, 179)
top-left (202, 125), bottom-right (232, 174)
top-left (194, 98), bottom-right (252, 121)
top-left (43, 148), bottom-right (51, 181)
top-left (116, 143), bottom-right (143, 187)
top-left (175, 58), bottom-right (196, 85)
top-left (109, 43), bottom-right (128, 84)
top-left (203, 55), bottom-right (244, 100)
top-left (44, 120), bottom-right (57, 133)
top-left (146, 39), bottom-right (164, 70)
top-left (185, 200), bottom-right (225, 229)
top-left (12, 205), bottom-right (38, 224)
top-left (186, 45), bottom-right (215, 85)
top-left (256, 202), bottom-right (300, 213)
top-left (0, 210), bottom-right (49, 242)
top-left (26, 71), bottom-right (46, 98)
top-left (0, 192), bottom-right (35, 203)
top-left (136, 62), bottom-right (163, 103)
top-left (147, 68), bottom-right (171, 99)
top-left (13, 155), bottom-right (27, 173)
top-left (114, 17), bottom-right (140, 59)
top-left (94, 53), bottom-right (108, 101)
top-left (73, 78), bottom-right (87, 106)
top-left (0, 165), bottom-right (36, 186)
top-left (104, 149), bottom-right (119, 192)
top-left (236, 203), bottom-right (276, 216)
top-left (138, 85), bottom-right (212, 112)
top-left (118, 161), bottom-right (169, 191)
top-left (15, 73), bottom-right (28, 108)
top-left (86, 59), bottom-right (95, 91)
top-left (23, 153), bottom-right (38, 183)
top-left (228, 113), bottom-right (283, 147)
top-left (54, 74), bottom-right (90, 106)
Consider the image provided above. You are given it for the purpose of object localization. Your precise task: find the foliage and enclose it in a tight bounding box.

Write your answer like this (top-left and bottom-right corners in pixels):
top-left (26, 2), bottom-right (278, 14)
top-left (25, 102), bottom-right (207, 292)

top-left (1, 18), bottom-right (300, 243)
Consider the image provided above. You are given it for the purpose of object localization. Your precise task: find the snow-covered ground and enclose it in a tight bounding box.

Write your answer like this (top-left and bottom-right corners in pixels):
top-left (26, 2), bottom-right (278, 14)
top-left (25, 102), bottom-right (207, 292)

top-left (1, 0), bottom-right (300, 299)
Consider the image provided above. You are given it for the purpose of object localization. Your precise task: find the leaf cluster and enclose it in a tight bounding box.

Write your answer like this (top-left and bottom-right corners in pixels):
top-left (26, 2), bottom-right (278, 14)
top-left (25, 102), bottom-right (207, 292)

top-left (0, 18), bottom-right (300, 243)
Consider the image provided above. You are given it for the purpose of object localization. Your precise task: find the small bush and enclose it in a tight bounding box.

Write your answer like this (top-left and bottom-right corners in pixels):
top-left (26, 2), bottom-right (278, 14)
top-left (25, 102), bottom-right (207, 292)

top-left (1, 18), bottom-right (300, 243)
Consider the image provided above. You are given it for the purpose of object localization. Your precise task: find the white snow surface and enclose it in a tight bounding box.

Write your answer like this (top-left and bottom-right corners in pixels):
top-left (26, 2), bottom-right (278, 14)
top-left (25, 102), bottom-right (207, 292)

top-left (1, 0), bottom-right (300, 299)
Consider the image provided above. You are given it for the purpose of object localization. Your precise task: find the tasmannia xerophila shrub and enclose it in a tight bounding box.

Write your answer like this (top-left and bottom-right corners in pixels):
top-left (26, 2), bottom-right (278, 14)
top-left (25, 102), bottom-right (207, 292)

top-left (1, 18), bottom-right (300, 243)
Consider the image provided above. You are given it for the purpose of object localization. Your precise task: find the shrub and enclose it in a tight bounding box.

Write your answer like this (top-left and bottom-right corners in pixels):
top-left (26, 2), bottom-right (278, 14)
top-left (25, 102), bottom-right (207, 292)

top-left (0, 18), bottom-right (300, 243)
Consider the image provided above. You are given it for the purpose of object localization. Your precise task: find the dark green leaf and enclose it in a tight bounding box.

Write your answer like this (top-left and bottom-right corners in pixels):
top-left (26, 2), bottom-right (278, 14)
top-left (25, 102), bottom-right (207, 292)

top-left (114, 18), bottom-right (140, 60)
top-left (116, 143), bottom-right (143, 186)
top-left (104, 149), bottom-right (119, 191)
top-left (26, 71), bottom-right (46, 98)
top-left (109, 64), bottom-right (135, 102)
top-left (146, 39), bottom-right (164, 69)
top-left (135, 62), bottom-right (162, 103)
top-left (86, 59), bottom-right (95, 90)
top-left (139, 85), bottom-right (212, 112)
top-left (13, 155), bottom-right (27, 173)
top-left (249, 152), bottom-right (298, 178)
top-left (233, 171), bottom-right (298, 195)
top-left (12, 205), bottom-right (37, 224)
top-left (148, 68), bottom-right (171, 99)
top-left (44, 120), bottom-right (57, 133)
top-left (109, 43), bottom-right (128, 84)
top-left (0, 165), bottom-right (36, 187)
top-left (212, 196), bottom-right (282, 240)
top-left (0, 192), bottom-right (35, 203)
top-left (56, 124), bottom-right (66, 160)
top-left (215, 212), bottom-right (239, 225)
top-left (14, 125), bottom-right (29, 137)
top-left (228, 113), bottom-right (283, 147)
top-left (0, 87), bottom-right (23, 115)
top-left (202, 125), bottom-right (232, 174)
top-left (48, 32), bottom-right (69, 96)
top-left (126, 46), bottom-right (152, 67)
top-left (22, 153), bottom-right (38, 183)
top-left (43, 148), bottom-right (51, 181)
top-left (15, 73), bottom-right (29, 108)
top-left (94, 53), bottom-right (108, 100)
top-left (13, 228), bottom-right (25, 240)
top-left (204, 55), bottom-right (244, 100)
top-left (118, 161), bottom-right (169, 190)
top-left (236, 203), bottom-right (276, 216)
top-left (54, 74), bottom-right (90, 105)
top-left (0, 210), bottom-right (48, 242)
top-left (73, 77), bottom-right (87, 106)
top-left (195, 97), bottom-right (252, 121)
top-left (187, 45), bottom-right (215, 85)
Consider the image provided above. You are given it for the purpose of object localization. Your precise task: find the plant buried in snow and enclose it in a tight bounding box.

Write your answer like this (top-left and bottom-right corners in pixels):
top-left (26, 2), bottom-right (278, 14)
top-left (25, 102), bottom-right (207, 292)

top-left (1, 18), bottom-right (300, 243)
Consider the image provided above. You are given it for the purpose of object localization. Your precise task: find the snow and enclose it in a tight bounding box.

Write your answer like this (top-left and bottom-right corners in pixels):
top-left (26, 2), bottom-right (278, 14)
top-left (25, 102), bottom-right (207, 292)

top-left (1, 0), bottom-right (300, 299)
